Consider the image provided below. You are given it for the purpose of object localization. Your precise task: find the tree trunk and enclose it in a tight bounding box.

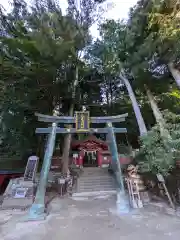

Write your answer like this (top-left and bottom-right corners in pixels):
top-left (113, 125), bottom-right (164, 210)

top-left (109, 78), bottom-right (113, 115)
top-left (168, 62), bottom-right (180, 88)
top-left (62, 104), bottom-right (74, 174)
top-left (120, 73), bottom-right (147, 136)
top-left (145, 85), bottom-right (171, 139)
top-left (62, 66), bottom-right (79, 174)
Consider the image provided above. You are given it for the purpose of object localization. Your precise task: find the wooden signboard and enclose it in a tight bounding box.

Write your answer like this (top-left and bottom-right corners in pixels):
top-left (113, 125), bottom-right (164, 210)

top-left (24, 156), bottom-right (39, 181)
top-left (75, 111), bottom-right (90, 132)
top-left (58, 178), bottom-right (66, 184)
top-left (2, 178), bottom-right (35, 209)
top-left (156, 173), bottom-right (165, 183)
top-left (14, 187), bottom-right (28, 198)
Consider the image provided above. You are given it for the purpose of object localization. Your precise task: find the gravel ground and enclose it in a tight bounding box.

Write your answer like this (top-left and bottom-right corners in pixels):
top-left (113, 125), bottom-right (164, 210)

top-left (1, 195), bottom-right (180, 240)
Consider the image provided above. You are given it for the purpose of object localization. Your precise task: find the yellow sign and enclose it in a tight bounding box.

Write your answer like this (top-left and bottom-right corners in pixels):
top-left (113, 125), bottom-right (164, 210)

top-left (75, 111), bottom-right (90, 132)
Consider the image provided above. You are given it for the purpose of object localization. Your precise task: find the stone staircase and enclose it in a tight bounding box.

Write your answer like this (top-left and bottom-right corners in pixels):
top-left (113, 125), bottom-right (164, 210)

top-left (72, 167), bottom-right (117, 198)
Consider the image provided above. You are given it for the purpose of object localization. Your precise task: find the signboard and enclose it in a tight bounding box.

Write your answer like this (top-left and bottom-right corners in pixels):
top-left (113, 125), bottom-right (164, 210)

top-left (24, 156), bottom-right (39, 181)
top-left (156, 173), bottom-right (165, 183)
top-left (75, 111), bottom-right (90, 132)
top-left (14, 187), bottom-right (28, 198)
top-left (58, 178), bottom-right (66, 184)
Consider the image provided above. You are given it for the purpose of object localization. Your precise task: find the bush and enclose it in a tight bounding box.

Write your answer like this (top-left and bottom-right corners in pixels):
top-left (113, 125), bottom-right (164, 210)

top-left (135, 111), bottom-right (180, 176)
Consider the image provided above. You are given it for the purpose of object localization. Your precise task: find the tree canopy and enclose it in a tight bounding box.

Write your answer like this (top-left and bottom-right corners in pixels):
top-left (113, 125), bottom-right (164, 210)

top-left (1, 0), bottom-right (180, 175)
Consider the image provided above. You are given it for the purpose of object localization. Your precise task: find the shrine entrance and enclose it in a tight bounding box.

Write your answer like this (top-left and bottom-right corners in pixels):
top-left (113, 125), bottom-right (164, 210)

top-left (26, 111), bottom-right (130, 220)
top-left (71, 135), bottom-right (110, 168)
top-left (83, 151), bottom-right (97, 167)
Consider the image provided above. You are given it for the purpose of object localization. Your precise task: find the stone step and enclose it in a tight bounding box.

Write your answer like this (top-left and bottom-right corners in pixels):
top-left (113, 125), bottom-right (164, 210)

top-left (78, 183), bottom-right (115, 187)
top-left (79, 177), bottom-right (114, 182)
top-left (74, 167), bottom-right (116, 197)
top-left (81, 168), bottom-right (109, 174)
top-left (83, 173), bottom-right (109, 175)
top-left (78, 181), bottom-right (115, 186)
top-left (79, 184), bottom-right (115, 189)
top-left (78, 186), bottom-right (116, 191)
top-left (82, 167), bottom-right (106, 170)
top-left (79, 180), bottom-right (115, 185)
top-left (80, 176), bottom-right (114, 179)
top-left (78, 180), bottom-right (116, 186)
top-left (81, 178), bottom-right (109, 182)
top-left (81, 174), bottom-right (109, 177)
top-left (81, 171), bottom-right (110, 175)
top-left (79, 181), bottom-right (115, 185)
top-left (81, 170), bottom-right (111, 174)
top-left (82, 173), bottom-right (109, 176)
top-left (78, 183), bottom-right (116, 191)
top-left (81, 176), bottom-right (109, 179)
top-left (72, 190), bottom-right (116, 198)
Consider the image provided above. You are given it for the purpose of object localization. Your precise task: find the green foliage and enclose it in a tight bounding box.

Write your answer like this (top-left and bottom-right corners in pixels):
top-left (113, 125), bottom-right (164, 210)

top-left (136, 126), bottom-right (174, 175)
top-left (136, 111), bottom-right (180, 175)
top-left (117, 143), bottom-right (132, 156)
top-left (0, 0), bottom-right (105, 157)
top-left (1, 0), bottom-right (180, 171)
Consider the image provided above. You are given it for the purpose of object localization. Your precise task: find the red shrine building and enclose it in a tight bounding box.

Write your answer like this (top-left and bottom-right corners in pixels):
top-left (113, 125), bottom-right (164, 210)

top-left (70, 135), bottom-right (131, 168)
top-left (71, 135), bottom-right (111, 168)
top-left (51, 135), bottom-right (132, 170)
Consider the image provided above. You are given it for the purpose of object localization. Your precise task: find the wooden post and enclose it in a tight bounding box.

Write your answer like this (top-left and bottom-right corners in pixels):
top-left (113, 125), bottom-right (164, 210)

top-left (162, 183), bottom-right (175, 209)
top-left (156, 174), bottom-right (175, 209)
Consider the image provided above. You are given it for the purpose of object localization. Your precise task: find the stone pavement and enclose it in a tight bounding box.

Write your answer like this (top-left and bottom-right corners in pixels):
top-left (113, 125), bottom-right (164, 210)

top-left (1, 195), bottom-right (180, 240)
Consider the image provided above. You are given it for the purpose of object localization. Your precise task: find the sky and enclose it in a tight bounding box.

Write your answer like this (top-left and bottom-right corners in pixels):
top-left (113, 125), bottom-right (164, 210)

top-left (0, 0), bottom-right (138, 37)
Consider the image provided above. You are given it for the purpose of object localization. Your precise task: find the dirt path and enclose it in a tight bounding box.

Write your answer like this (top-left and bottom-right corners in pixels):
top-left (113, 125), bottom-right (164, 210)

top-left (1, 196), bottom-right (180, 240)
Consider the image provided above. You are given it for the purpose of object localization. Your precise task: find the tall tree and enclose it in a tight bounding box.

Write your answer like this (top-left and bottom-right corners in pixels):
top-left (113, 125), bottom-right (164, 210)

top-left (87, 20), bottom-right (148, 136)
top-left (0, 0), bottom-right (91, 158)
top-left (127, 0), bottom-right (180, 89)
top-left (61, 0), bottom-right (107, 173)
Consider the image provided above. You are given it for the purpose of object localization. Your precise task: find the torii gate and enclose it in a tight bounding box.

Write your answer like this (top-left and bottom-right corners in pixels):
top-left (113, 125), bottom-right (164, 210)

top-left (26, 111), bottom-right (130, 221)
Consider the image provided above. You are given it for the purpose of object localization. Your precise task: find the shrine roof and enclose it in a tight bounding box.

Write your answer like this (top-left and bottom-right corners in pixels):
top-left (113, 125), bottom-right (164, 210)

top-left (71, 135), bottom-right (108, 149)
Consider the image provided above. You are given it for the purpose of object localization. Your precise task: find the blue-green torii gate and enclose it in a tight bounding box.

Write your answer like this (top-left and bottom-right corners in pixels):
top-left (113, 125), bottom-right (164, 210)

top-left (25, 112), bottom-right (129, 221)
